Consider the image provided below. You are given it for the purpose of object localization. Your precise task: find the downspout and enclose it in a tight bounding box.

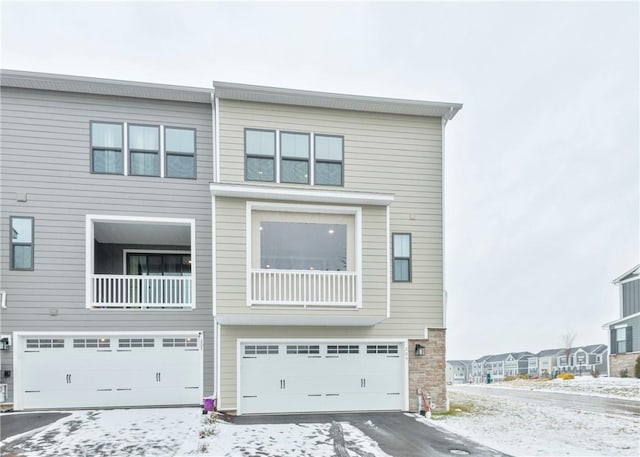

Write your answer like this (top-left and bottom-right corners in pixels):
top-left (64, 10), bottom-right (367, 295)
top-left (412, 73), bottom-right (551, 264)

top-left (442, 106), bottom-right (454, 412)
top-left (210, 89), bottom-right (219, 402)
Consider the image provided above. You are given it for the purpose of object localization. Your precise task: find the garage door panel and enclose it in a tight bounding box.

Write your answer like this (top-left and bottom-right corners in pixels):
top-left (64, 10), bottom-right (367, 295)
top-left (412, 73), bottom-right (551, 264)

top-left (239, 342), bottom-right (405, 414)
top-left (20, 333), bottom-right (202, 409)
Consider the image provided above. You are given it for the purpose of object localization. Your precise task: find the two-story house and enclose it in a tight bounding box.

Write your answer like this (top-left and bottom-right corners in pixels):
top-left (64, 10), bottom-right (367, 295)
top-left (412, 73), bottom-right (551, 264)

top-left (446, 360), bottom-right (472, 384)
top-left (0, 70), bottom-right (216, 409)
top-left (504, 351), bottom-right (534, 377)
top-left (0, 71), bottom-right (462, 414)
top-left (604, 264), bottom-right (639, 377)
top-left (471, 354), bottom-right (492, 383)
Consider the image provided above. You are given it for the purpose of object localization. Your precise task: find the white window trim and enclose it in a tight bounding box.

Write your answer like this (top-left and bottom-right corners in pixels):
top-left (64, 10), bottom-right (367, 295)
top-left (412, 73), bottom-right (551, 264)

top-left (85, 215), bottom-right (196, 309)
top-left (234, 338), bottom-right (408, 415)
top-left (245, 201), bottom-right (362, 308)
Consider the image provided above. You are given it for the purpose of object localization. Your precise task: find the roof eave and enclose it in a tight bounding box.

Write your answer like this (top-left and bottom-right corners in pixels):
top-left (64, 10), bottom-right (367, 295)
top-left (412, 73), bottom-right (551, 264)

top-left (212, 80), bottom-right (462, 119)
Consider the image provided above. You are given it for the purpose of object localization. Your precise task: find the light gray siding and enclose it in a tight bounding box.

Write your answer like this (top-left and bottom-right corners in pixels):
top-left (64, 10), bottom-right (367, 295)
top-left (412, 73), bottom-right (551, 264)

top-left (0, 87), bottom-right (214, 402)
top-left (622, 279), bottom-right (640, 317)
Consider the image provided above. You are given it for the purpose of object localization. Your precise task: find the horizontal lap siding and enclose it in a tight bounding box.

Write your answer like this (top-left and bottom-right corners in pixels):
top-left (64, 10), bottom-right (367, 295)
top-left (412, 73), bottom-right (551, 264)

top-left (217, 99), bottom-right (443, 333)
top-left (0, 87), bottom-right (215, 399)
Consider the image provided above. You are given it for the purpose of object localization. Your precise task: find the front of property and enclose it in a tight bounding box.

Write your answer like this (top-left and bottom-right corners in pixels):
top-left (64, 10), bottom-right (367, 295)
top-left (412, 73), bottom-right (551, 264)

top-left (0, 71), bottom-right (461, 414)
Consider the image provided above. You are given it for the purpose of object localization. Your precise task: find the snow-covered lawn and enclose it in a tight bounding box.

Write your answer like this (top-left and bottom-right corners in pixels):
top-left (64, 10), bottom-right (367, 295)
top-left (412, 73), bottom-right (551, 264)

top-left (430, 378), bottom-right (640, 456)
top-left (472, 376), bottom-right (640, 400)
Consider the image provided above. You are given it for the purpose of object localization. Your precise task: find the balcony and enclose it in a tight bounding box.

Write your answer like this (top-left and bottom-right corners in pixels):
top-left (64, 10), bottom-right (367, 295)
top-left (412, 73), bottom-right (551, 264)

top-left (92, 275), bottom-right (192, 308)
top-left (87, 215), bottom-right (195, 309)
top-left (250, 269), bottom-right (358, 307)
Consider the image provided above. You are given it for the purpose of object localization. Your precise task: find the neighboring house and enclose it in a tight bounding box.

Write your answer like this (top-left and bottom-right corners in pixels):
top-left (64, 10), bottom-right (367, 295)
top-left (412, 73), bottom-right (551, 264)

top-left (604, 264), bottom-right (640, 377)
top-left (531, 348), bottom-right (564, 378)
top-left (0, 70), bottom-right (462, 414)
top-left (446, 360), bottom-right (472, 384)
top-left (504, 351), bottom-right (534, 377)
top-left (471, 355), bottom-right (492, 383)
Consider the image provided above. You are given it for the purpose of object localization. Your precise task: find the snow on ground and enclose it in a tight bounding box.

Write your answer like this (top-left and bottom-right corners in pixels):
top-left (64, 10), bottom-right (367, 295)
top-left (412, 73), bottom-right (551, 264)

top-left (466, 376), bottom-right (640, 400)
top-left (430, 386), bottom-right (640, 456)
top-left (178, 417), bottom-right (390, 456)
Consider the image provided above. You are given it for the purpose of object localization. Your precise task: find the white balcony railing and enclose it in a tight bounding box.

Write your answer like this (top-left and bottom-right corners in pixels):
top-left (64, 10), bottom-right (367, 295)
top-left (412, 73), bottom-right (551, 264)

top-left (250, 269), bottom-right (358, 306)
top-left (92, 274), bottom-right (192, 308)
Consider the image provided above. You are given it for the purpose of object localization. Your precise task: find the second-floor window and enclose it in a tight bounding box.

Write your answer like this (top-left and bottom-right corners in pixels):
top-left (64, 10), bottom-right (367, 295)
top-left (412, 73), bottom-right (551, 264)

top-left (91, 122), bottom-right (123, 174)
top-left (166, 127), bottom-right (196, 178)
top-left (245, 128), bottom-right (343, 186)
top-left (392, 233), bottom-right (412, 282)
top-left (10, 216), bottom-right (34, 270)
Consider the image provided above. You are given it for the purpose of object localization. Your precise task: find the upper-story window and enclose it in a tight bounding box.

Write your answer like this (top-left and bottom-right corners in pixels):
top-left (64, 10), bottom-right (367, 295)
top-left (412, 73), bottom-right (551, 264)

top-left (166, 127), bottom-right (196, 178)
top-left (91, 122), bottom-right (123, 174)
top-left (392, 233), bottom-right (412, 282)
top-left (129, 125), bottom-right (160, 177)
top-left (10, 216), bottom-right (34, 270)
top-left (280, 132), bottom-right (310, 184)
top-left (315, 135), bottom-right (343, 186)
top-left (245, 128), bottom-right (343, 186)
top-left (245, 129), bottom-right (276, 181)
top-left (90, 122), bottom-right (196, 179)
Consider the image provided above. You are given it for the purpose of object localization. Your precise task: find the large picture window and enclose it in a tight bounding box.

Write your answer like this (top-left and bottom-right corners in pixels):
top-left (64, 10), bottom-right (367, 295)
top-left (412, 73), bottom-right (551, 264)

top-left (129, 125), bottom-right (160, 176)
top-left (10, 216), bottom-right (34, 270)
top-left (166, 127), bottom-right (196, 178)
top-left (91, 122), bottom-right (123, 174)
top-left (260, 221), bottom-right (346, 271)
top-left (245, 129), bottom-right (276, 182)
top-left (392, 233), bottom-right (411, 282)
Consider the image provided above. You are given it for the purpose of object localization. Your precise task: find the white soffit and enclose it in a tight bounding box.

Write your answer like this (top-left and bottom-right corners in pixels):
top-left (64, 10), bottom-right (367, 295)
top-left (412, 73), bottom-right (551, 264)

top-left (213, 81), bottom-right (462, 119)
top-left (210, 183), bottom-right (394, 206)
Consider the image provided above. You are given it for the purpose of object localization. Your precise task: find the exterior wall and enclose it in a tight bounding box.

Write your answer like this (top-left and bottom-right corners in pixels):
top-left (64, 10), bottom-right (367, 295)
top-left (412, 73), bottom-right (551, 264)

top-left (0, 87), bottom-right (215, 402)
top-left (610, 315), bottom-right (640, 355)
top-left (409, 332), bottom-right (446, 413)
top-left (609, 353), bottom-right (639, 377)
top-left (217, 99), bottom-right (445, 330)
top-left (622, 279), bottom-right (640, 317)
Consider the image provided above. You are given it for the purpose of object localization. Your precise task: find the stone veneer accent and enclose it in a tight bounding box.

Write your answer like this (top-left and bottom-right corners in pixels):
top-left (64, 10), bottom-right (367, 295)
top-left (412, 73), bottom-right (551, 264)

top-left (609, 353), bottom-right (639, 377)
top-left (408, 328), bottom-right (447, 413)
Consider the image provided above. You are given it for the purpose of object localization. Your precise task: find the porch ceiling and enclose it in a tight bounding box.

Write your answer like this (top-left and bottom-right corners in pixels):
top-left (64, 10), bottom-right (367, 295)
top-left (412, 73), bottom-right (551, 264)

top-left (94, 222), bottom-right (190, 245)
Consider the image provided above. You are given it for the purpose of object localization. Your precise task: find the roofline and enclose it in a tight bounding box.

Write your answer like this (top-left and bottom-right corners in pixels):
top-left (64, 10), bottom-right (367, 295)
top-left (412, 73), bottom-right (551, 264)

top-left (612, 264), bottom-right (640, 284)
top-left (212, 80), bottom-right (462, 119)
top-left (0, 69), bottom-right (213, 103)
top-left (603, 311), bottom-right (640, 328)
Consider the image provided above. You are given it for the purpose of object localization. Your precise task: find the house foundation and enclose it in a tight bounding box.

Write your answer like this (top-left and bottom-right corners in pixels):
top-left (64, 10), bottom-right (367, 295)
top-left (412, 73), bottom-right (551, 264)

top-left (609, 353), bottom-right (639, 377)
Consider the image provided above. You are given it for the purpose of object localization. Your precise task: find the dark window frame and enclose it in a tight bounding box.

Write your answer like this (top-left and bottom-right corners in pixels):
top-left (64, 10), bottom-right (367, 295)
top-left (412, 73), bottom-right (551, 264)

top-left (128, 123), bottom-right (161, 177)
top-left (10, 216), bottom-right (34, 271)
top-left (245, 128), bottom-right (276, 182)
top-left (280, 131), bottom-right (310, 184)
top-left (165, 126), bottom-right (197, 179)
top-left (314, 134), bottom-right (344, 187)
top-left (90, 121), bottom-right (124, 175)
top-left (392, 232), bottom-right (412, 282)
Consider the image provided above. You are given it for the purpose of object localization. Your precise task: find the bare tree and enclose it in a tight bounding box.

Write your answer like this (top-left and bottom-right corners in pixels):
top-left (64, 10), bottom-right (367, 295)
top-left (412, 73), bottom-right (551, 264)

top-left (561, 332), bottom-right (576, 374)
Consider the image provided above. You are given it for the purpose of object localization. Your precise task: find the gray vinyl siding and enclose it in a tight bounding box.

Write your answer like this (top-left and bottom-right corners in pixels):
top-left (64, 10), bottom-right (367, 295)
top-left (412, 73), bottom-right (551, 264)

top-left (0, 86), bottom-right (214, 402)
top-left (622, 279), bottom-right (640, 317)
top-left (217, 99), bottom-right (444, 332)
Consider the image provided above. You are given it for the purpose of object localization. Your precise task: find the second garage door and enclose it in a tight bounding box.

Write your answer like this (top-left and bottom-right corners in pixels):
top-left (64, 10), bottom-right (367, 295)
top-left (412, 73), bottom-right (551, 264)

top-left (239, 341), bottom-right (405, 414)
top-left (19, 333), bottom-right (202, 410)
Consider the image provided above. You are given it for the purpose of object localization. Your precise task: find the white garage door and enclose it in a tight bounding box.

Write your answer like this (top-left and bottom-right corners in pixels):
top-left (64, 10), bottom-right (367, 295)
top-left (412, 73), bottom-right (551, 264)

top-left (19, 333), bottom-right (202, 409)
top-left (239, 341), bottom-right (405, 414)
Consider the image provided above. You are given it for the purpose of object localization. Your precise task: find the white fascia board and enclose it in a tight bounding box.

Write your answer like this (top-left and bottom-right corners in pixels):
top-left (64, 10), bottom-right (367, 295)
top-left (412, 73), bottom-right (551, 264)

top-left (210, 183), bottom-right (394, 206)
top-left (602, 311), bottom-right (640, 329)
top-left (215, 314), bottom-right (385, 326)
top-left (612, 264), bottom-right (640, 284)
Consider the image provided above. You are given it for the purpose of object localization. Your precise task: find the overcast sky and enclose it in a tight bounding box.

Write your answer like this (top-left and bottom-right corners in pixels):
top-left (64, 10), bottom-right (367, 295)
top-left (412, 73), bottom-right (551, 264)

top-left (2, 1), bottom-right (638, 359)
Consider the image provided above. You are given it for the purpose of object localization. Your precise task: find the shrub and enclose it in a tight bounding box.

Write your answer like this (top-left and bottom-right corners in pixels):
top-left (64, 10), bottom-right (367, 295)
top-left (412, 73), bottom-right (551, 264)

top-left (635, 355), bottom-right (640, 378)
top-left (518, 373), bottom-right (529, 380)
top-left (619, 368), bottom-right (629, 378)
top-left (504, 375), bottom-right (517, 382)
top-left (557, 372), bottom-right (575, 380)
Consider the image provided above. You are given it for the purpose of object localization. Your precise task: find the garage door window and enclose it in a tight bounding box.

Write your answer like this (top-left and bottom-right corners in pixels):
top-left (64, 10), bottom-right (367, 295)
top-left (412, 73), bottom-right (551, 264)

top-left (244, 345), bottom-right (279, 355)
top-left (327, 344), bottom-right (359, 354)
top-left (73, 338), bottom-right (111, 349)
top-left (286, 345), bottom-right (320, 355)
top-left (366, 344), bottom-right (399, 354)
top-left (120, 338), bottom-right (155, 348)
top-left (163, 337), bottom-right (197, 348)
top-left (26, 338), bottom-right (64, 349)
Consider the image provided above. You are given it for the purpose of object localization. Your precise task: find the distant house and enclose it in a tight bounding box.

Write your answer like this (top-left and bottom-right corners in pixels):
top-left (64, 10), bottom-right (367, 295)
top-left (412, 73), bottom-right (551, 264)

top-left (531, 348), bottom-right (564, 378)
top-left (603, 264), bottom-right (640, 377)
top-left (446, 360), bottom-right (473, 384)
top-left (529, 345), bottom-right (608, 377)
top-left (471, 355), bottom-right (492, 383)
top-left (505, 352), bottom-right (534, 377)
